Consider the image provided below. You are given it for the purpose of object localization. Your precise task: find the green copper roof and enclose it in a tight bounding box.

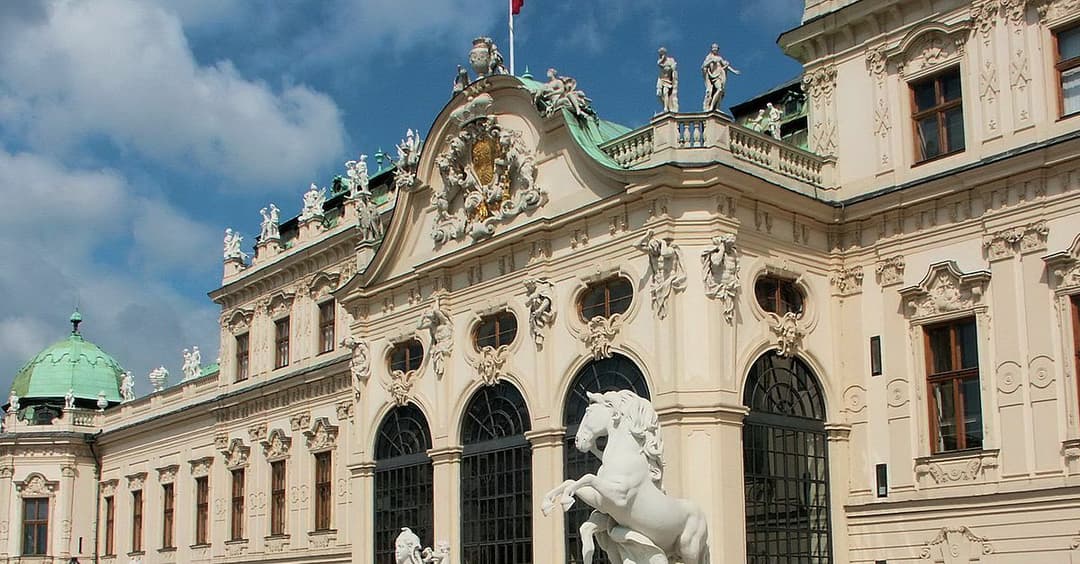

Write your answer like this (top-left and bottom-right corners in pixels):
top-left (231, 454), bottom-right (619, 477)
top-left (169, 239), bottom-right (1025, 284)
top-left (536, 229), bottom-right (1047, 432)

top-left (11, 316), bottom-right (124, 404)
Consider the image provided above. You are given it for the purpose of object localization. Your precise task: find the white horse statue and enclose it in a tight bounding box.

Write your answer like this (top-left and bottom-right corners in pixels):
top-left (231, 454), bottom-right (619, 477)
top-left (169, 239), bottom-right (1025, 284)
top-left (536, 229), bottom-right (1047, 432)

top-left (542, 390), bottom-right (710, 564)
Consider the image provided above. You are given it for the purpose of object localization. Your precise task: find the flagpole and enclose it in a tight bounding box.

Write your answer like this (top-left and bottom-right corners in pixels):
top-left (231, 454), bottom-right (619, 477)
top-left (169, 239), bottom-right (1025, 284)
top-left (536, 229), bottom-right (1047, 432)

top-left (509, 0), bottom-right (515, 76)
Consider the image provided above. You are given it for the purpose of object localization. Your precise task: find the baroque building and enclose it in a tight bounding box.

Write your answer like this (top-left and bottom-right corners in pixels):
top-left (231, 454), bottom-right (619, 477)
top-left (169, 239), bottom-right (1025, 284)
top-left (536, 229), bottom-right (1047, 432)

top-left (2, 0), bottom-right (1079, 562)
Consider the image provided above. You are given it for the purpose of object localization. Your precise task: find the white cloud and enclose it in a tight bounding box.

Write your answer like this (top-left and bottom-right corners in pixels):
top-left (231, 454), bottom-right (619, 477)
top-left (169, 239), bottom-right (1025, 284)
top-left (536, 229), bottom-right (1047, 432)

top-left (0, 0), bottom-right (346, 190)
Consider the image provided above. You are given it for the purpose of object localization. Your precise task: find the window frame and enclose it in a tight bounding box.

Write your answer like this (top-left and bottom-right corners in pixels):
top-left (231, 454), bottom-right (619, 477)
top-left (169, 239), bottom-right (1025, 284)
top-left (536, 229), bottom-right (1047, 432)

top-left (235, 332), bottom-right (250, 382)
top-left (131, 489), bottom-right (144, 553)
top-left (389, 339), bottom-right (425, 374)
top-left (21, 497), bottom-right (49, 556)
top-left (474, 311), bottom-right (518, 350)
top-left (314, 452), bottom-right (333, 531)
top-left (104, 495), bottom-right (115, 556)
top-left (910, 66), bottom-right (965, 163)
top-left (274, 317), bottom-right (290, 369)
top-left (924, 318), bottom-right (982, 454)
top-left (162, 483), bottom-right (175, 549)
top-left (270, 460), bottom-right (287, 536)
top-left (318, 300), bottom-right (336, 355)
top-left (1055, 24), bottom-right (1080, 118)
top-left (230, 469), bottom-right (245, 541)
top-left (194, 477), bottom-right (210, 546)
top-left (753, 275), bottom-right (805, 317)
top-left (578, 277), bottom-right (634, 322)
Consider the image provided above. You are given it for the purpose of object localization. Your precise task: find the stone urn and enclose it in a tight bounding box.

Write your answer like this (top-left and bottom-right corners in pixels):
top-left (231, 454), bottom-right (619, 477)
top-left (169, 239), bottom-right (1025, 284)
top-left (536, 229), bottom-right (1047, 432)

top-left (469, 37), bottom-right (492, 77)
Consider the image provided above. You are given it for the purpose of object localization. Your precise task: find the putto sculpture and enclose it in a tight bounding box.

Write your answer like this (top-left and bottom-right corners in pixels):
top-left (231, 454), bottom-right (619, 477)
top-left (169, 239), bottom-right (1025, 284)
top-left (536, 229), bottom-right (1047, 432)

top-left (542, 390), bottom-right (711, 564)
top-left (701, 43), bottom-right (739, 112)
top-left (534, 68), bottom-right (596, 120)
top-left (223, 228), bottom-right (247, 262)
top-left (259, 204), bottom-right (281, 241)
top-left (300, 183), bottom-right (327, 222)
top-left (656, 47), bottom-right (679, 113)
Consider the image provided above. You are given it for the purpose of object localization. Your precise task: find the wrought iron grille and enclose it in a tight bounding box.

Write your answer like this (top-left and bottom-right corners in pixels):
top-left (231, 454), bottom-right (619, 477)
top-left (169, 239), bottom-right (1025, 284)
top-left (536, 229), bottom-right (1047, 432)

top-left (743, 353), bottom-right (832, 564)
top-left (461, 381), bottom-right (532, 564)
top-left (375, 403), bottom-right (434, 564)
top-left (563, 355), bottom-right (649, 564)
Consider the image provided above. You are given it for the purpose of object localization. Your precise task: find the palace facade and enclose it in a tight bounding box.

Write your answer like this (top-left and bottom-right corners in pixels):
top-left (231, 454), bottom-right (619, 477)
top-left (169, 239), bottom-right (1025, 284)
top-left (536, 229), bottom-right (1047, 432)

top-left (2, 0), bottom-right (1080, 562)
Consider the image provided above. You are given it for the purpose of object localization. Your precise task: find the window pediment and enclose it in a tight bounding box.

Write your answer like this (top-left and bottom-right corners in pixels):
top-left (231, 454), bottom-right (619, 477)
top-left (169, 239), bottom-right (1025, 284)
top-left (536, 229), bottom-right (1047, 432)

top-left (1044, 233), bottom-right (1080, 292)
top-left (262, 290), bottom-right (296, 317)
top-left (884, 23), bottom-right (970, 79)
top-left (261, 428), bottom-right (292, 461)
top-left (220, 438), bottom-right (251, 468)
top-left (16, 473), bottom-right (58, 497)
top-left (224, 308), bottom-right (255, 334)
top-left (900, 261), bottom-right (990, 321)
top-left (305, 417), bottom-right (339, 452)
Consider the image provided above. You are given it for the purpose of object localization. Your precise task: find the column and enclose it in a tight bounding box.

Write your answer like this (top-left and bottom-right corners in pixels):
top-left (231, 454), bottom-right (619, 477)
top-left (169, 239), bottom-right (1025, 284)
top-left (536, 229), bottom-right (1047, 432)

top-left (350, 461), bottom-right (375, 564)
top-left (826, 423), bottom-right (852, 564)
top-left (0, 465), bottom-right (12, 558)
top-left (427, 447), bottom-right (461, 559)
top-left (525, 428), bottom-right (565, 564)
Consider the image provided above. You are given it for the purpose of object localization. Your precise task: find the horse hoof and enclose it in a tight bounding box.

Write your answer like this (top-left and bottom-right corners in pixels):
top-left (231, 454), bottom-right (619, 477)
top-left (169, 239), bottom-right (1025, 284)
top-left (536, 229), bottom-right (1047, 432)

top-left (561, 495), bottom-right (576, 511)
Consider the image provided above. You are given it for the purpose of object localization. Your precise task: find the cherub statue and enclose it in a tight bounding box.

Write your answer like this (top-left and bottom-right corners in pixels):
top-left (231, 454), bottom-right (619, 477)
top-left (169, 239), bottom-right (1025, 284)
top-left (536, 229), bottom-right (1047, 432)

top-left (656, 47), bottom-right (679, 113)
top-left (701, 43), bottom-right (739, 112)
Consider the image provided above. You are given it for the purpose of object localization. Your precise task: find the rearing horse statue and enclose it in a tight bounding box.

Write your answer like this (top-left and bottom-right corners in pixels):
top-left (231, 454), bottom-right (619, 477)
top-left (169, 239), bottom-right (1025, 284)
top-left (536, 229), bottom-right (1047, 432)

top-left (542, 390), bottom-right (711, 564)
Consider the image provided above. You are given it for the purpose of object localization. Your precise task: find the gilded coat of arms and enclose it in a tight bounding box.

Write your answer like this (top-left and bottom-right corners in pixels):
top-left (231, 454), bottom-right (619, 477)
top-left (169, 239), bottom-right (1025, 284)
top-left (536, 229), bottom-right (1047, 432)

top-left (431, 94), bottom-right (544, 244)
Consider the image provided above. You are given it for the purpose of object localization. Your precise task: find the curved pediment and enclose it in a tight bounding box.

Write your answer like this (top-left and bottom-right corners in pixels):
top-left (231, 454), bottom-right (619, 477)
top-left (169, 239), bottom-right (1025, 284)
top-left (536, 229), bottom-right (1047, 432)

top-left (350, 75), bottom-right (639, 290)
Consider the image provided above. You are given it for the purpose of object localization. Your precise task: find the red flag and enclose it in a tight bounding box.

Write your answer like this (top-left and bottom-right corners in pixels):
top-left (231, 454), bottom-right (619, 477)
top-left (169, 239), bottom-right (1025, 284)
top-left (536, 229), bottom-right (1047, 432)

top-left (512, 0), bottom-right (524, 15)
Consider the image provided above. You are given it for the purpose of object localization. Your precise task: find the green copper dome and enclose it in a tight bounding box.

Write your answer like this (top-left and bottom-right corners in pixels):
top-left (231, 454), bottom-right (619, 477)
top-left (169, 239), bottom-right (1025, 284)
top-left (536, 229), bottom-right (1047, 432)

top-left (10, 312), bottom-right (124, 404)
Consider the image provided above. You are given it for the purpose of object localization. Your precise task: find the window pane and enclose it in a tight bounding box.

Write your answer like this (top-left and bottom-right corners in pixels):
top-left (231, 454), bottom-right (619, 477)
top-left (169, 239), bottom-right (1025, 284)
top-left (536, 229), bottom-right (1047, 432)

top-left (913, 80), bottom-right (937, 112)
top-left (580, 286), bottom-right (605, 319)
top-left (932, 381), bottom-right (958, 451)
top-left (958, 320), bottom-right (978, 369)
top-left (962, 377), bottom-right (983, 449)
top-left (1060, 26), bottom-right (1080, 61)
top-left (944, 107), bottom-right (965, 152)
top-left (927, 326), bottom-right (953, 374)
top-left (918, 116), bottom-right (941, 159)
top-left (1063, 67), bottom-right (1080, 115)
top-left (941, 71), bottom-right (963, 102)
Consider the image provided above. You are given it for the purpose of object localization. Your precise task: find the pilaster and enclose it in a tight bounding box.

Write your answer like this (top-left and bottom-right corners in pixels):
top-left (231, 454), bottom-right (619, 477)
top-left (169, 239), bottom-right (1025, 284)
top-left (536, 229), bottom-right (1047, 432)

top-left (427, 446), bottom-right (462, 564)
top-left (526, 428), bottom-right (566, 564)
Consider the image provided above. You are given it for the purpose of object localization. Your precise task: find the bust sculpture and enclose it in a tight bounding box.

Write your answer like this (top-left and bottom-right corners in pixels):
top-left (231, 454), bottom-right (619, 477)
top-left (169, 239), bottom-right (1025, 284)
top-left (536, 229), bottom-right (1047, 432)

top-left (701, 43), bottom-right (739, 112)
top-left (542, 390), bottom-right (711, 564)
top-left (656, 47), bottom-right (679, 113)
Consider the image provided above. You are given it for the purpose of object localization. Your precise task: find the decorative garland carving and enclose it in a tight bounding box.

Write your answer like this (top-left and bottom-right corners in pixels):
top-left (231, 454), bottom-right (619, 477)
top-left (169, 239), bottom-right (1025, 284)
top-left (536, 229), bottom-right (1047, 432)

top-left (983, 221), bottom-right (1048, 260)
top-left (431, 94), bottom-right (544, 244)
top-left (875, 255), bottom-right (906, 286)
top-left (920, 526), bottom-right (993, 561)
top-left (157, 465), bottom-right (178, 485)
top-left (189, 457), bottom-right (213, 478)
top-left (830, 266), bottom-right (864, 296)
top-left (126, 472), bottom-right (146, 491)
top-left (899, 261), bottom-right (990, 320)
top-left (16, 473), bottom-right (58, 497)
top-left (289, 412), bottom-right (311, 432)
top-left (248, 423), bottom-right (267, 444)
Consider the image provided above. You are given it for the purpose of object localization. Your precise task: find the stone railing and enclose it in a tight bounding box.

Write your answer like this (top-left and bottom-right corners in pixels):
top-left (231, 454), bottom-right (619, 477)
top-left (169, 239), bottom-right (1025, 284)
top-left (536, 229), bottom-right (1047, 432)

top-left (599, 112), bottom-right (834, 190)
top-left (68, 407), bottom-right (99, 427)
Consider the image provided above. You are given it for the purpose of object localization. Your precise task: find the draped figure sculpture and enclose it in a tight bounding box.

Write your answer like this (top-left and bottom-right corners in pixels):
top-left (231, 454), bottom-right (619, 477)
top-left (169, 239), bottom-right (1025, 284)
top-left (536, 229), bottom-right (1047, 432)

top-left (656, 47), bottom-right (679, 113)
top-left (701, 43), bottom-right (739, 112)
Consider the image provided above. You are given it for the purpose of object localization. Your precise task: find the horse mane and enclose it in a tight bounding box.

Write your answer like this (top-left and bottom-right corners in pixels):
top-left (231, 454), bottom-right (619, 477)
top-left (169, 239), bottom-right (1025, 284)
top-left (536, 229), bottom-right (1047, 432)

top-left (598, 390), bottom-right (665, 485)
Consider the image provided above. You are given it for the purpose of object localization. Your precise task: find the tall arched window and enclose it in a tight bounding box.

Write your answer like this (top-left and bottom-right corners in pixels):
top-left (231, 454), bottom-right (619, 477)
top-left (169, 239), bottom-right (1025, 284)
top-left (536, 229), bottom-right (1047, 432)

top-left (742, 352), bottom-right (831, 564)
top-left (562, 354), bottom-right (649, 564)
top-left (374, 403), bottom-right (433, 564)
top-left (461, 381), bottom-right (532, 564)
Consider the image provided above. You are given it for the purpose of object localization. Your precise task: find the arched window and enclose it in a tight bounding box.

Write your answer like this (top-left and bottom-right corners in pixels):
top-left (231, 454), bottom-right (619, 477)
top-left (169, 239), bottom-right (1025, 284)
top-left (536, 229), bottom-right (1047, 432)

top-left (374, 403), bottom-right (433, 564)
top-left (742, 352), bottom-right (831, 564)
top-left (460, 381), bottom-right (532, 564)
top-left (562, 354), bottom-right (649, 564)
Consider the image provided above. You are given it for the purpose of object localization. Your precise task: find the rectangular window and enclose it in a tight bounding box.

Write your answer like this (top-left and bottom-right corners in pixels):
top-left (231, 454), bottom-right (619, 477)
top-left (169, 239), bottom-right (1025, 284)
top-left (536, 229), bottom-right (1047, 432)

top-left (231, 469), bottom-right (245, 540)
top-left (1057, 25), bottom-right (1080, 117)
top-left (132, 489), bottom-right (144, 552)
top-left (235, 332), bottom-right (250, 382)
top-left (870, 335), bottom-right (883, 376)
top-left (270, 461), bottom-right (287, 536)
top-left (195, 477), bottom-right (209, 545)
top-left (912, 67), bottom-right (965, 162)
top-left (275, 317), bottom-right (290, 369)
top-left (925, 318), bottom-right (982, 453)
top-left (22, 497), bottom-right (48, 556)
top-left (314, 452), bottom-right (333, 531)
top-left (162, 483), bottom-right (175, 549)
top-left (319, 301), bottom-right (336, 354)
top-left (875, 463), bottom-right (888, 498)
top-left (104, 495), bottom-right (115, 556)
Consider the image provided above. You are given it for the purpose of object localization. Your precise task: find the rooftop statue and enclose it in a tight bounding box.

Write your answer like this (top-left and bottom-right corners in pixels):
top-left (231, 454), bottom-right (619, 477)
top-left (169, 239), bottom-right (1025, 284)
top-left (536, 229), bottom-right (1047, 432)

top-left (6, 390), bottom-right (17, 413)
top-left (767, 102), bottom-right (783, 140)
top-left (542, 390), bottom-right (711, 564)
top-left (452, 65), bottom-right (469, 96)
top-left (120, 371), bottom-right (136, 403)
top-left (656, 47), bottom-right (679, 113)
top-left (534, 67), bottom-right (596, 120)
top-left (468, 37), bottom-right (507, 79)
top-left (181, 346), bottom-right (202, 381)
top-left (357, 188), bottom-right (383, 243)
top-left (64, 388), bottom-right (75, 410)
top-left (259, 204), bottom-right (281, 241)
top-left (395, 128), bottom-right (422, 192)
top-left (300, 183), bottom-right (327, 222)
top-left (701, 43), bottom-right (739, 112)
top-left (745, 109), bottom-right (766, 133)
top-left (345, 154), bottom-right (370, 197)
top-left (148, 366), bottom-right (168, 393)
top-left (223, 228), bottom-right (248, 262)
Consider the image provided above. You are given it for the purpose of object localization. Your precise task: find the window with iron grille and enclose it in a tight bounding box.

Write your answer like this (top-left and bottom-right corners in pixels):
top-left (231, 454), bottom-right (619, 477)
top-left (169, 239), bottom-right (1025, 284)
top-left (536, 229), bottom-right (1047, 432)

top-left (270, 461), bottom-right (287, 536)
top-left (754, 276), bottom-right (804, 316)
top-left (925, 318), bottom-right (982, 453)
top-left (911, 67), bottom-right (965, 162)
top-left (231, 469), bottom-right (245, 540)
top-left (319, 301), bottom-right (336, 354)
top-left (579, 277), bottom-right (633, 321)
top-left (1058, 25), bottom-right (1080, 117)
top-left (314, 452), bottom-right (333, 531)
top-left (562, 354), bottom-right (649, 564)
top-left (235, 332), bottom-right (250, 382)
top-left (104, 496), bottom-right (115, 556)
top-left (389, 339), bottom-right (424, 373)
top-left (275, 317), bottom-right (290, 369)
top-left (162, 483), bottom-right (175, 549)
top-left (461, 381), bottom-right (532, 564)
top-left (474, 311), bottom-right (518, 349)
top-left (374, 403), bottom-right (433, 564)
top-left (22, 498), bottom-right (48, 556)
top-left (195, 477), bottom-right (209, 545)
top-left (743, 352), bottom-right (831, 564)
top-left (132, 489), bottom-right (144, 552)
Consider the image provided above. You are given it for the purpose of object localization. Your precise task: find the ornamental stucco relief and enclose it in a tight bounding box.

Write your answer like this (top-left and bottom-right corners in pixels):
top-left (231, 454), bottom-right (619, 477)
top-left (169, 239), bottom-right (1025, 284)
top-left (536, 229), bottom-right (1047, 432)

top-left (304, 418), bottom-right (338, 452)
top-left (899, 261), bottom-right (991, 321)
top-left (770, 312), bottom-right (804, 358)
top-left (341, 336), bottom-right (370, 397)
top-left (221, 438), bottom-right (250, 468)
top-left (469, 345), bottom-right (510, 386)
top-left (584, 314), bottom-right (622, 360)
top-left (524, 277), bottom-right (556, 347)
top-left (875, 255), bottom-right (906, 286)
top-left (636, 230), bottom-right (687, 320)
top-left (261, 428), bottom-right (292, 461)
top-left (920, 526), bottom-right (993, 563)
top-left (418, 296), bottom-right (453, 380)
top-left (701, 234), bottom-right (739, 323)
top-left (1043, 233), bottom-right (1080, 291)
top-left (983, 221), bottom-right (1048, 260)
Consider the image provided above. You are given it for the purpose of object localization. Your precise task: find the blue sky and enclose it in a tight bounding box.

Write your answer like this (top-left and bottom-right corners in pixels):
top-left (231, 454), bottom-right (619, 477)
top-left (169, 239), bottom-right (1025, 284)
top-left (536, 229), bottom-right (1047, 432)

top-left (0, 0), bottom-right (804, 396)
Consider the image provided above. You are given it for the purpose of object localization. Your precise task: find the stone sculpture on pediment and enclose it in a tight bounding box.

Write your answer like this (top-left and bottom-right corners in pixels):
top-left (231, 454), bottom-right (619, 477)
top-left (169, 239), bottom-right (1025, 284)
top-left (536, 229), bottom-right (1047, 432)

top-left (432, 94), bottom-right (544, 244)
top-left (148, 366), bottom-right (169, 392)
top-left (468, 37), bottom-right (507, 79)
top-left (395, 128), bottom-right (423, 192)
top-left (524, 277), bottom-right (556, 347)
top-left (534, 67), bottom-right (596, 120)
top-left (899, 261), bottom-right (991, 320)
top-left (452, 65), bottom-right (469, 96)
top-left (120, 371), bottom-right (135, 403)
top-left (357, 187), bottom-right (384, 243)
top-left (701, 234), bottom-right (740, 323)
top-left (345, 154), bottom-right (369, 198)
top-left (1044, 233), bottom-right (1080, 290)
top-left (636, 230), bottom-right (687, 320)
top-left (418, 296), bottom-right (453, 379)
